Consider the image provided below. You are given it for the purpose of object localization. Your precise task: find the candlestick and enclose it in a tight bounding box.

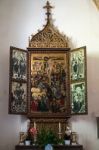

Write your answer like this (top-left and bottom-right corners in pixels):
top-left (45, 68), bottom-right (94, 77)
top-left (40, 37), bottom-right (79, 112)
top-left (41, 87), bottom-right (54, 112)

top-left (59, 122), bottom-right (61, 133)
top-left (33, 121), bottom-right (37, 144)
top-left (34, 121), bottom-right (36, 129)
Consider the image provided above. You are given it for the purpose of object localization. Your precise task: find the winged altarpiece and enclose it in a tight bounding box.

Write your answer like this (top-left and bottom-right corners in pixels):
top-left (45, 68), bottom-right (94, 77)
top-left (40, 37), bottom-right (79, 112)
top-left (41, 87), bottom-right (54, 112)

top-left (9, 1), bottom-right (87, 138)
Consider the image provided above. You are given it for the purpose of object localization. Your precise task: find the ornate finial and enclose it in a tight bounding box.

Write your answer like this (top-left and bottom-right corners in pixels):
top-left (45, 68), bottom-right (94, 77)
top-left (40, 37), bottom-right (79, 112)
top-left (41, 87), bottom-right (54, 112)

top-left (43, 1), bottom-right (53, 22)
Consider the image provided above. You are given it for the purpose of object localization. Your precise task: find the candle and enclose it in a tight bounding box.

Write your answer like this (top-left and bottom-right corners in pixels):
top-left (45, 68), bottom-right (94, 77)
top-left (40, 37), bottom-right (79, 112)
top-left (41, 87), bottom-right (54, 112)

top-left (27, 119), bottom-right (30, 131)
top-left (34, 121), bottom-right (36, 129)
top-left (59, 122), bottom-right (61, 133)
top-left (33, 121), bottom-right (37, 143)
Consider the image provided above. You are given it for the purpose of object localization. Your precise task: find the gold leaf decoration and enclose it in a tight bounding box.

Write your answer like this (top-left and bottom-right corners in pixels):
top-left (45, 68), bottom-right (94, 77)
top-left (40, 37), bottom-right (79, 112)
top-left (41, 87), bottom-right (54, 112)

top-left (93, 0), bottom-right (99, 9)
top-left (28, 22), bottom-right (69, 48)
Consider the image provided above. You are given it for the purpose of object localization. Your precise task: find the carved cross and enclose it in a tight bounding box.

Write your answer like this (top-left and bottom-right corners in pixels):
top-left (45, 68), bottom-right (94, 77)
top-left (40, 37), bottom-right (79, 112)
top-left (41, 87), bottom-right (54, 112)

top-left (43, 1), bottom-right (53, 21)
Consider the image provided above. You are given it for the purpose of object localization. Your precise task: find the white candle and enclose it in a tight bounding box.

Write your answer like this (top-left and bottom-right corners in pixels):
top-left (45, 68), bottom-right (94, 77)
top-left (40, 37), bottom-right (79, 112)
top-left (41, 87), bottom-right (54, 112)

top-left (59, 122), bottom-right (61, 133)
top-left (34, 121), bottom-right (36, 129)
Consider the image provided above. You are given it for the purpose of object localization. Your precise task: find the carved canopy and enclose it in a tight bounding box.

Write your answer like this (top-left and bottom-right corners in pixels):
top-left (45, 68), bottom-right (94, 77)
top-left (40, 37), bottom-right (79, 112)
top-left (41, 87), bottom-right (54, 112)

top-left (28, 1), bottom-right (69, 48)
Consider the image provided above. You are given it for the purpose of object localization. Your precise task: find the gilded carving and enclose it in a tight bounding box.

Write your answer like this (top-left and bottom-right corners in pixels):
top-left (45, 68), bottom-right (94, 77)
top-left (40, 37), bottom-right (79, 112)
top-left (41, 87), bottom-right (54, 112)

top-left (93, 0), bottom-right (99, 9)
top-left (30, 119), bottom-right (69, 138)
top-left (28, 1), bottom-right (69, 48)
top-left (28, 23), bottom-right (68, 48)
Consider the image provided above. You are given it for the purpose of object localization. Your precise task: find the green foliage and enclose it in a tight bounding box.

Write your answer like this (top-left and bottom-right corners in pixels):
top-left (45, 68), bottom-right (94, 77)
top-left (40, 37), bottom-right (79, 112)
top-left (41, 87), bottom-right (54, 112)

top-left (37, 128), bottom-right (59, 146)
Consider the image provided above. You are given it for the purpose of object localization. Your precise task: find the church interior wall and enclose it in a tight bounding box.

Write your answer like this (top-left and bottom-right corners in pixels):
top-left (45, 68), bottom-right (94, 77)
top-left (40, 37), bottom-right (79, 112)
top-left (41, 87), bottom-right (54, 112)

top-left (0, 0), bottom-right (99, 149)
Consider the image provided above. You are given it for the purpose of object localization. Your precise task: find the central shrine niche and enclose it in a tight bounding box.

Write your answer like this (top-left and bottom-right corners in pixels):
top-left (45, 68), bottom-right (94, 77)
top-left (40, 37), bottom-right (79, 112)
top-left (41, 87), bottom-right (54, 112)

top-left (30, 52), bottom-right (68, 113)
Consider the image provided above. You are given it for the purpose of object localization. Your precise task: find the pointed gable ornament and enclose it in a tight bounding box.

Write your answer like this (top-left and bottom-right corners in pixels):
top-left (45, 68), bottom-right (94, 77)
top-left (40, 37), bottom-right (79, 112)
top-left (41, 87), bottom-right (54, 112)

top-left (28, 1), bottom-right (69, 48)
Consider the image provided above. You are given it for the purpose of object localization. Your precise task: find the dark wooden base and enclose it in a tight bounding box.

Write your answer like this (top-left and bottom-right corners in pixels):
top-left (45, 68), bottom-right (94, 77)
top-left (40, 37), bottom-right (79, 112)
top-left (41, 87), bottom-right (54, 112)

top-left (15, 144), bottom-right (83, 150)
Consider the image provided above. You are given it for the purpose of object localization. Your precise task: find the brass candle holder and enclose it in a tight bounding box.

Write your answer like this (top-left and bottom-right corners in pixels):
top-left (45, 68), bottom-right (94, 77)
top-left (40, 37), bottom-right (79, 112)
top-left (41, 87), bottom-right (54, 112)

top-left (58, 132), bottom-right (62, 139)
top-left (71, 132), bottom-right (78, 145)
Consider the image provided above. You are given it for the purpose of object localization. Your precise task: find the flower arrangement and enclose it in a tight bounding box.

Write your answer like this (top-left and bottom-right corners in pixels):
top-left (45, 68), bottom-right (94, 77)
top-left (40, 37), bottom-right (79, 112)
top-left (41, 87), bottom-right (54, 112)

top-left (29, 127), bottom-right (37, 143)
top-left (25, 127), bottom-right (37, 144)
top-left (37, 128), bottom-right (60, 146)
top-left (64, 126), bottom-right (71, 141)
top-left (29, 127), bottom-right (37, 137)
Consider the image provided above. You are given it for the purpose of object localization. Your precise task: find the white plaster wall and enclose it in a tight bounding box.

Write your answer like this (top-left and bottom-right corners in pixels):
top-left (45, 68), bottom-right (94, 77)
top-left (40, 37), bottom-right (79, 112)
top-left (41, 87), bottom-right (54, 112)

top-left (0, 0), bottom-right (99, 150)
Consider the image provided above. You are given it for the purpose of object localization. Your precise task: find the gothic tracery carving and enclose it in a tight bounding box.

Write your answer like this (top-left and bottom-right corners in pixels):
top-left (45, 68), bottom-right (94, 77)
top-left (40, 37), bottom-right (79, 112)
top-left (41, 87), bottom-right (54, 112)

top-left (28, 1), bottom-right (69, 48)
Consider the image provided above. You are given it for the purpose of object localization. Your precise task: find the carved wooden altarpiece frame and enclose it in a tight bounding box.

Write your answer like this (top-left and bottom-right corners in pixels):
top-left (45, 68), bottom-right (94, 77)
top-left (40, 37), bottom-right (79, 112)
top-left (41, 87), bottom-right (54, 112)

top-left (9, 1), bottom-right (87, 129)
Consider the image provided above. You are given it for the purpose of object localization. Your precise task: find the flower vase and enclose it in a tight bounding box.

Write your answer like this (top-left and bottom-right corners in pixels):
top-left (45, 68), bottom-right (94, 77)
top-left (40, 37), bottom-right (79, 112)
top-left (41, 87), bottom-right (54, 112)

top-left (25, 140), bottom-right (31, 146)
top-left (64, 140), bottom-right (71, 145)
